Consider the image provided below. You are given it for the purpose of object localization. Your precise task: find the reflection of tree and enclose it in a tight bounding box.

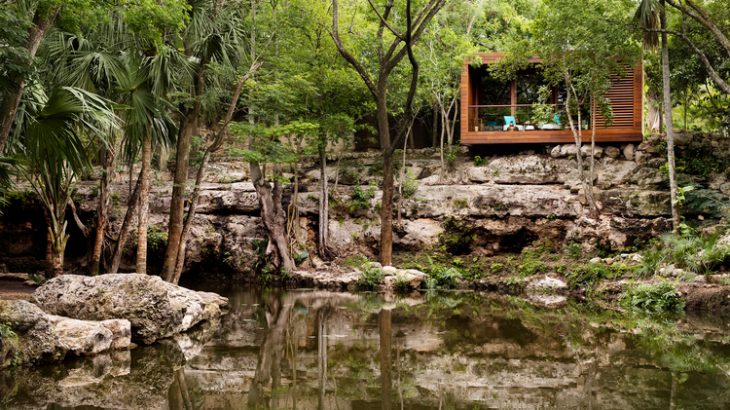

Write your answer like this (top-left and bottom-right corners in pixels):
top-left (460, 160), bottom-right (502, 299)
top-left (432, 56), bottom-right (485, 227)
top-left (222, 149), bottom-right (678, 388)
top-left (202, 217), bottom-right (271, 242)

top-left (317, 306), bottom-right (333, 410)
top-left (168, 368), bottom-right (193, 410)
top-left (248, 291), bottom-right (358, 408)
top-left (379, 308), bottom-right (392, 410)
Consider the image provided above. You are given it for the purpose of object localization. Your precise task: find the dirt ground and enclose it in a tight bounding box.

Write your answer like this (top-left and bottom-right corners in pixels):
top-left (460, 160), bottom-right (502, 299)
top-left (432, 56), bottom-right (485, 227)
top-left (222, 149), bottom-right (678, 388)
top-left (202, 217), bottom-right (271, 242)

top-left (0, 278), bottom-right (35, 300)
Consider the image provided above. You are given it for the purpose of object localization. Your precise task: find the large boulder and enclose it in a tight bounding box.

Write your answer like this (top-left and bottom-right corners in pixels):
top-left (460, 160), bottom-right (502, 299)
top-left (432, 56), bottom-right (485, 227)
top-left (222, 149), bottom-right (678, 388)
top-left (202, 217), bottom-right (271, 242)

top-left (33, 274), bottom-right (228, 344)
top-left (0, 299), bottom-right (131, 367)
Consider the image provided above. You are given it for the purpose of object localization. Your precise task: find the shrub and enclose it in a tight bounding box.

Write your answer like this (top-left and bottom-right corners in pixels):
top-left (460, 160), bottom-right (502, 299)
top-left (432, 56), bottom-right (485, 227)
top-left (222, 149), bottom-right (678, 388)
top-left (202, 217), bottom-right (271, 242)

top-left (473, 155), bottom-right (487, 167)
top-left (357, 265), bottom-right (384, 290)
top-left (565, 242), bottom-right (583, 261)
top-left (620, 281), bottom-right (685, 314)
top-left (393, 273), bottom-right (412, 293)
top-left (425, 266), bottom-right (463, 289)
top-left (642, 233), bottom-right (730, 276)
top-left (400, 170), bottom-right (418, 199)
top-left (347, 181), bottom-right (376, 214)
top-left (567, 262), bottom-right (625, 290)
top-left (343, 254), bottom-right (369, 268)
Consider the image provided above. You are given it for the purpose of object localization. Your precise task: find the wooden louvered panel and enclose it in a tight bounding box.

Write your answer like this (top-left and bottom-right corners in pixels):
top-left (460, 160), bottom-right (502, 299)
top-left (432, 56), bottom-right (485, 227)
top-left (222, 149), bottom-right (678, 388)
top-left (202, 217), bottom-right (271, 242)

top-left (595, 68), bottom-right (636, 128)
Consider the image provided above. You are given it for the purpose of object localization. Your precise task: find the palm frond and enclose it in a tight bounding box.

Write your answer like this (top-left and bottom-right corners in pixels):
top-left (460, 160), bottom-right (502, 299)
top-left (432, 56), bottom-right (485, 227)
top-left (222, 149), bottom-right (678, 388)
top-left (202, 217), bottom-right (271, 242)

top-left (634, 0), bottom-right (662, 49)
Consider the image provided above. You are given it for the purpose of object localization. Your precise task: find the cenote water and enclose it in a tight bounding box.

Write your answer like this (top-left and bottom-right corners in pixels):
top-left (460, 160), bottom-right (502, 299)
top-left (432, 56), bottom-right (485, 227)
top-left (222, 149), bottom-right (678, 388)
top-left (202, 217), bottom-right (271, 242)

top-left (3, 285), bottom-right (730, 409)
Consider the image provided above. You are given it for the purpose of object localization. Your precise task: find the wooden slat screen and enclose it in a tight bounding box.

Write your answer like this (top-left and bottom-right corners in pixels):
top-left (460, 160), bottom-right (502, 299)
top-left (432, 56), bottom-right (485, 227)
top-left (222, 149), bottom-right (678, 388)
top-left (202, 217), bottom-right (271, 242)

top-left (595, 67), bottom-right (636, 128)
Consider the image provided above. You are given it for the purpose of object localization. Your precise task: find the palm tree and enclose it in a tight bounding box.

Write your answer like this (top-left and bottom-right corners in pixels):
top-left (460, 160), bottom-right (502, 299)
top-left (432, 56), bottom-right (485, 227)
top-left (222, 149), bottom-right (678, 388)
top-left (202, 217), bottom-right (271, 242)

top-left (45, 24), bottom-right (178, 275)
top-left (636, 0), bottom-right (680, 231)
top-left (117, 57), bottom-right (177, 274)
top-left (14, 86), bottom-right (117, 277)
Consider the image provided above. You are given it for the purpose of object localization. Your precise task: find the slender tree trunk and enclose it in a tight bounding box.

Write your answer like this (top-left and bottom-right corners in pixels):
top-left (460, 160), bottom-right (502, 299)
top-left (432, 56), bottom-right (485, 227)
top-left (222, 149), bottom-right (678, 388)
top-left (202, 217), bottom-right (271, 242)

top-left (168, 68), bottom-right (258, 283)
top-left (317, 141), bottom-right (330, 258)
top-left (90, 146), bottom-right (115, 275)
top-left (564, 79), bottom-right (598, 216)
top-left (171, 150), bottom-right (210, 284)
top-left (47, 209), bottom-right (68, 277)
top-left (589, 96), bottom-right (597, 214)
top-left (0, 9), bottom-right (58, 153)
top-left (109, 176), bottom-right (141, 273)
top-left (661, 1), bottom-right (681, 231)
top-left (374, 89), bottom-right (395, 266)
top-left (431, 103), bottom-right (438, 147)
top-left (162, 67), bottom-right (203, 281)
top-left (136, 136), bottom-right (152, 274)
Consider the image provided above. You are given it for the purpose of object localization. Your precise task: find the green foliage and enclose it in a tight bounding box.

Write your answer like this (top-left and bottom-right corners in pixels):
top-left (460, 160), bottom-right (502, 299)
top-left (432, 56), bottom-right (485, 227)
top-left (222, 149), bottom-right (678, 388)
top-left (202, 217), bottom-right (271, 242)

top-left (567, 262), bottom-right (627, 290)
top-left (620, 281), bottom-right (685, 314)
top-left (400, 170), bottom-right (419, 199)
top-left (146, 225), bottom-right (168, 254)
top-left (357, 265), bottom-right (385, 291)
top-left (121, 0), bottom-right (190, 46)
top-left (530, 85), bottom-right (557, 125)
top-left (472, 155), bottom-right (487, 167)
top-left (565, 242), bottom-right (583, 261)
top-left (343, 254), bottom-right (369, 268)
top-left (293, 251), bottom-right (309, 265)
top-left (425, 265), bottom-right (464, 290)
top-left (640, 232), bottom-right (730, 276)
top-left (393, 273), bottom-right (413, 294)
top-left (347, 182), bottom-right (376, 215)
top-left (445, 147), bottom-right (459, 167)
top-left (438, 217), bottom-right (475, 255)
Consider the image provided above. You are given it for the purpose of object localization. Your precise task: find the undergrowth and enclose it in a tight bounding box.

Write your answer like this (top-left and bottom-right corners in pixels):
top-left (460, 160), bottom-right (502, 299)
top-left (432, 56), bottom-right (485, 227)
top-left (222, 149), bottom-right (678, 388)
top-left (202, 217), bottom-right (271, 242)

top-left (620, 281), bottom-right (685, 314)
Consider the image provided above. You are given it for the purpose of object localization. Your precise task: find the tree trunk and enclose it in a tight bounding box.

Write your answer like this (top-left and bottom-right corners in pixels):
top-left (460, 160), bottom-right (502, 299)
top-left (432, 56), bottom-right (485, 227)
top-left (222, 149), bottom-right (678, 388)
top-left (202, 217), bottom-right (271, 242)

top-left (317, 143), bottom-right (330, 258)
top-left (109, 176), bottom-right (142, 273)
top-left (90, 146), bottom-right (115, 275)
top-left (564, 79), bottom-right (598, 217)
top-left (252, 165), bottom-right (295, 274)
top-left (161, 71), bottom-right (202, 282)
top-left (47, 212), bottom-right (68, 278)
top-left (0, 9), bottom-right (58, 153)
top-left (431, 103), bottom-right (438, 147)
top-left (380, 154), bottom-right (395, 266)
top-left (646, 89), bottom-right (662, 134)
top-left (171, 150), bottom-right (210, 285)
top-left (136, 136), bottom-right (152, 274)
top-left (661, 1), bottom-right (681, 231)
top-left (168, 67), bottom-right (257, 283)
top-left (376, 93), bottom-right (395, 266)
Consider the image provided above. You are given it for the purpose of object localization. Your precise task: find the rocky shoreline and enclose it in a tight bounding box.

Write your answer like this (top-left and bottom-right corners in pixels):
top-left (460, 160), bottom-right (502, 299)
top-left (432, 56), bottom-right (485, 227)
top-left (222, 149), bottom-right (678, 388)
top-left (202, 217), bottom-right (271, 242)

top-left (0, 274), bottom-right (228, 368)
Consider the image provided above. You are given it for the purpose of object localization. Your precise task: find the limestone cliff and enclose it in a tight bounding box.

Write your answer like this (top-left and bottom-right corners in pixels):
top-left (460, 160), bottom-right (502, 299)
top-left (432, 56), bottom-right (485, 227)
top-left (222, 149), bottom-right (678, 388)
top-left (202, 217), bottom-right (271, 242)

top-left (0, 134), bottom-right (728, 280)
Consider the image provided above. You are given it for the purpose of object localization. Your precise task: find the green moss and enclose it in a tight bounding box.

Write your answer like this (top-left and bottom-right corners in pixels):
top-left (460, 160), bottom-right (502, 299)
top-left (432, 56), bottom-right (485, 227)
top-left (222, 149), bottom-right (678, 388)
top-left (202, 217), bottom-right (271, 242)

top-left (0, 322), bottom-right (20, 367)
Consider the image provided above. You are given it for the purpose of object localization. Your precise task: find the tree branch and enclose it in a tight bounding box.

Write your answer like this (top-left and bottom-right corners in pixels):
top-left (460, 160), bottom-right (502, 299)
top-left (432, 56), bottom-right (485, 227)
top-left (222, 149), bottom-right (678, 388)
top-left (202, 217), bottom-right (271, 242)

top-left (648, 28), bottom-right (730, 94)
top-left (665, 0), bottom-right (730, 57)
top-left (367, 0), bottom-right (402, 44)
top-left (331, 0), bottom-right (377, 98)
top-left (383, 0), bottom-right (445, 77)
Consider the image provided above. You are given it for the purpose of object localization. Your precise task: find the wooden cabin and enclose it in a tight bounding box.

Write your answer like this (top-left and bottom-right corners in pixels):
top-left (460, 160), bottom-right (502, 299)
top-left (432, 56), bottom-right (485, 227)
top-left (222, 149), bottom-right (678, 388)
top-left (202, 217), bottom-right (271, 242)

top-left (460, 53), bottom-right (643, 145)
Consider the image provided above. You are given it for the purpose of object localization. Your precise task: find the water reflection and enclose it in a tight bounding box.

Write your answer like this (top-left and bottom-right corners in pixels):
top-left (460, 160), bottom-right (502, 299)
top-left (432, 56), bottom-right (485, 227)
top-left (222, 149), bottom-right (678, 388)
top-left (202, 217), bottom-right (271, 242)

top-left (3, 288), bottom-right (730, 409)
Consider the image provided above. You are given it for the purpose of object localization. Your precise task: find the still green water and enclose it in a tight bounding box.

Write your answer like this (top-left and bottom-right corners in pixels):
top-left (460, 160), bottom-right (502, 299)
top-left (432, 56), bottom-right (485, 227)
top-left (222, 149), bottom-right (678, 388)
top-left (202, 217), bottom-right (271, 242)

top-left (3, 286), bottom-right (730, 409)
